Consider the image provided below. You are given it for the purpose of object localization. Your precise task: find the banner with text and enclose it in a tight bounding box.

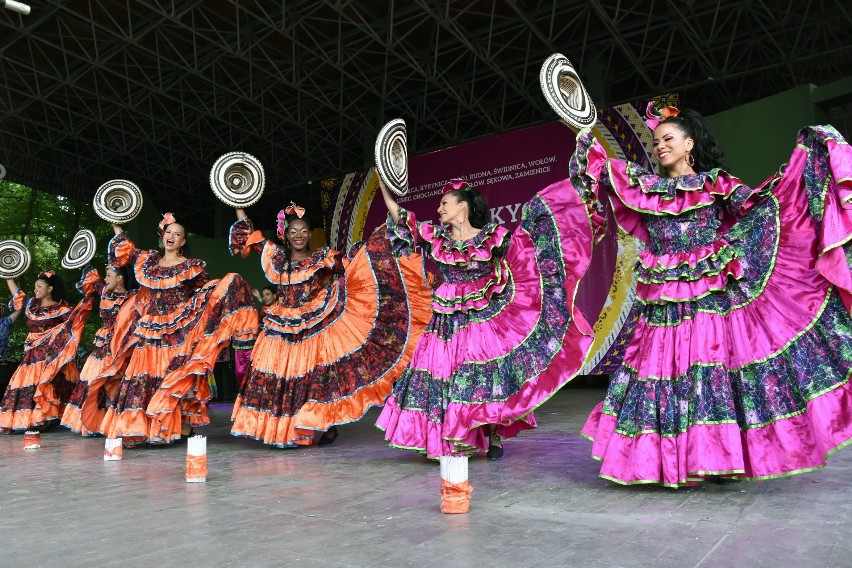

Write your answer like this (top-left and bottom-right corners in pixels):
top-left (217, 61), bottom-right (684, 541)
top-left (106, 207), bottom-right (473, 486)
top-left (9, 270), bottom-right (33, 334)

top-left (320, 100), bottom-right (668, 374)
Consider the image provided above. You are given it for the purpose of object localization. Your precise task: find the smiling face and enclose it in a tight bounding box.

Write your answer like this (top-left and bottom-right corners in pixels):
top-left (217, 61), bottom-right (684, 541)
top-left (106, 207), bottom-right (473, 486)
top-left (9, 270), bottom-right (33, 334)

top-left (104, 266), bottom-right (123, 293)
top-left (286, 219), bottom-right (311, 253)
top-left (437, 193), bottom-right (468, 225)
top-left (162, 223), bottom-right (187, 254)
top-left (33, 278), bottom-right (53, 302)
top-left (652, 122), bottom-right (694, 172)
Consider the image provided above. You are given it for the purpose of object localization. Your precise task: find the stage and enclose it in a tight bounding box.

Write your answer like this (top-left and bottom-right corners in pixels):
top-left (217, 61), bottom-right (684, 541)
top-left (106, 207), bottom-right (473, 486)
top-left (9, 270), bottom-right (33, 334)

top-left (1, 388), bottom-right (849, 568)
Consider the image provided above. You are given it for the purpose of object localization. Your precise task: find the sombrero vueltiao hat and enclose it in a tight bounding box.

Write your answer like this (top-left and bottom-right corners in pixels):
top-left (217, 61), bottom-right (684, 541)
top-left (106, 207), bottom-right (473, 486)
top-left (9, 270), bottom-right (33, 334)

top-left (374, 119), bottom-right (409, 197)
top-left (93, 179), bottom-right (144, 224)
top-left (0, 240), bottom-right (31, 279)
top-left (61, 229), bottom-right (97, 270)
top-left (539, 53), bottom-right (597, 129)
top-left (209, 152), bottom-right (266, 208)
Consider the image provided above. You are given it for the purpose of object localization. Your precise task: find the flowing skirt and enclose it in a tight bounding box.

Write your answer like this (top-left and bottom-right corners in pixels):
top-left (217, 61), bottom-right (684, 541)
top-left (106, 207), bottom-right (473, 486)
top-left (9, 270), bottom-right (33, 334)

top-left (231, 230), bottom-right (432, 447)
top-left (103, 273), bottom-right (257, 445)
top-left (582, 126), bottom-right (852, 486)
top-left (376, 179), bottom-right (596, 457)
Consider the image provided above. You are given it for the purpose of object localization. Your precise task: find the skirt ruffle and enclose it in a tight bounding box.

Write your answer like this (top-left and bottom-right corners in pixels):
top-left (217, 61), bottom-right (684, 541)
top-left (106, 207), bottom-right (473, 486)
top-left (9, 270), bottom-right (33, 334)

top-left (104, 273), bottom-right (258, 445)
top-left (0, 363), bottom-right (79, 431)
top-left (231, 230), bottom-right (432, 447)
top-left (583, 125), bottom-right (852, 486)
top-left (0, 295), bottom-right (93, 432)
top-left (376, 179), bottom-right (596, 457)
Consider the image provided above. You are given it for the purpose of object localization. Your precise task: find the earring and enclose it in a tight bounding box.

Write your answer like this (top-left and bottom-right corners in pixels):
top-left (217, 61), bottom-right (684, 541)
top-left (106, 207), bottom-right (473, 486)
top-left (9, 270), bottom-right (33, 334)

top-left (685, 151), bottom-right (695, 167)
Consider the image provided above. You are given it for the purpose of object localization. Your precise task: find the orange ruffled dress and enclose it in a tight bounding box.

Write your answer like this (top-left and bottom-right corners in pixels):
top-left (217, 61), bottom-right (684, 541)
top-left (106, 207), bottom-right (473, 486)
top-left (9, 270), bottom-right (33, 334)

top-left (102, 231), bottom-right (258, 445)
top-left (229, 217), bottom-right (432, 447)
top-left (60, 271), bottom-right (138, 436)
top-left (0, 268), bottom-right (99, 432)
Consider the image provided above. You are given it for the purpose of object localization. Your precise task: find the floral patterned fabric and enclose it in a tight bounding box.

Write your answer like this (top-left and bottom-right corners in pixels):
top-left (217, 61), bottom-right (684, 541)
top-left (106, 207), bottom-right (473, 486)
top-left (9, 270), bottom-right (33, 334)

top-left (0, 268), bottom-right (99, 432)
top-left (61, 280), bottom-right (138, 436)
top-left (575, 125), bottom-right (852, 486)
top-left (102, 231), bottom-right (258, 445)
top-left (229, 217), bottom-right (432, 447)
top-left (376, 180), bottom-right (597, 457)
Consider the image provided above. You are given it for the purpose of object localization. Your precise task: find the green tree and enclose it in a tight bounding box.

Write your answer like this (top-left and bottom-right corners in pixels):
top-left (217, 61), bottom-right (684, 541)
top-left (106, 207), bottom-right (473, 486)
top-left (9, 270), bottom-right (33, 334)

top-left (0, 180), bottom-right (114, 357)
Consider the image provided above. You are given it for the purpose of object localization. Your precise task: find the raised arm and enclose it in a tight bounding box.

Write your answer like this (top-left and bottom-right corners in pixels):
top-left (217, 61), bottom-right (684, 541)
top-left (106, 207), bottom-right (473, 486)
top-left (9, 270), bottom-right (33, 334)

top-left (379, 179), bottom-right (401, 224)
top-left (108, 227), bottom-right (140, 268)
top-left (7, 307), bottom-right (22, 323)
top-left (228, 213), bottom-right (266, 258)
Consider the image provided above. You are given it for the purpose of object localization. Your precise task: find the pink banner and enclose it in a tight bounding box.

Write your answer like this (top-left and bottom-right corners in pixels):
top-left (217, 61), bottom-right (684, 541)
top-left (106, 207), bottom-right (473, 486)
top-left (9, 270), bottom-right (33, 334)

top-left (363, 120), bottom-right (617, 327)
top-left (365, 121), bottom-right (576, 232)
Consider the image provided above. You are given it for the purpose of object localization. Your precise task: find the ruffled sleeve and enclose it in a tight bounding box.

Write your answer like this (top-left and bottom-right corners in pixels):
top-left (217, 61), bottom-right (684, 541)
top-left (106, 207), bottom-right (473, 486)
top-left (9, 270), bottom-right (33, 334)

top-left (567, 129), bottom-right (616, 244)
top-left (229, 217), bottom-right (267, 258)
top-left (134, 254), bottom-right (208, 291)
top-left (108, 231), bottom-right (140, 269)
top-left (615, 164), bottom-right (755, 217)
top-left (427, 223), bottom-right (510, 266)
top-left (386, 208), bottom-right (431, 258)
top-left (569, 128), bottom-right (762, 244)
top-left (75, 266), bottom-right (104, 296)
top-left (9, 288), bottom-right (26, 311)
top-left (797, 125), bottom-right (852, 309)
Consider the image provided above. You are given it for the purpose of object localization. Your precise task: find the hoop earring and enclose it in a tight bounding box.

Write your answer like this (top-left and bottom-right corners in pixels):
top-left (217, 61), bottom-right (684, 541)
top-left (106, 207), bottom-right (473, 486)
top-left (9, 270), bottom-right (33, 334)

top-left (685, 151), bottom-right (695, 167)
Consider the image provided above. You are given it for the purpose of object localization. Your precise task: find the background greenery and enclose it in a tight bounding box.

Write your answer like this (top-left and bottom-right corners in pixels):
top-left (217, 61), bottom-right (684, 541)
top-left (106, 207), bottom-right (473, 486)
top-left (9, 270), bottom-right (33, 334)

top-left (1, 180), bottom-right (114, 358)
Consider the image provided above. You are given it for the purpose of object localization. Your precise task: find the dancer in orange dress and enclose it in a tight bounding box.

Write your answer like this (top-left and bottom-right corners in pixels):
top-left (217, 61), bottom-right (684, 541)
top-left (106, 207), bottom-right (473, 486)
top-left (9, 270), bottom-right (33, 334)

top-left (229, 204), bottom-right (432, 447)
top-left (1, 269), bottom-right (98, 432)
top-left (102, 214), bottom-right (258, 445)
top-left (61, 264), bottom-right (138, 436)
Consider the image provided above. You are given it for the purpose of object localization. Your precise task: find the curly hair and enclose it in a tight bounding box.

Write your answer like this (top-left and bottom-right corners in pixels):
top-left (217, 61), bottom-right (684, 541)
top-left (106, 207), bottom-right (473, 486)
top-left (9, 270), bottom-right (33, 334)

top-left (36, 272), bottom-right (66, 302)
top-left (663, 109), bottom-right (727, 172)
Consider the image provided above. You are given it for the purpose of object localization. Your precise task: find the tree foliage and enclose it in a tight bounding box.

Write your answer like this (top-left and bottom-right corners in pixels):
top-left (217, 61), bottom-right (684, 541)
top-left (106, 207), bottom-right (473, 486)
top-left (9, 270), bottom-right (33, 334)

top-left (0, 180), bottom-right (114, 357)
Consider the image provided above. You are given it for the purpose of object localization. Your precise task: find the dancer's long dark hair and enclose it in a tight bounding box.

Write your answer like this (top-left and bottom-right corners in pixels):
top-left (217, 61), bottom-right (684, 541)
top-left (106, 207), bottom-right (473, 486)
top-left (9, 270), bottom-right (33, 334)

top-left (445, 189), bottom-right (490, 229)
top-left (663, 109), bottom-right (727, 172)
top-left (36, 272), bottom-right (66, 302)
top-left (112, 263), bottom-right (139, 291)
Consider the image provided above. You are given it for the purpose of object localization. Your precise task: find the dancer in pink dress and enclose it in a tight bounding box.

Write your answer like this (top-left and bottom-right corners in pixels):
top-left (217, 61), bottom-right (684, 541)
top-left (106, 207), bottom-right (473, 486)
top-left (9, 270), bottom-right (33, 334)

top-left (551, 79), bottom-right (852, 485)
top-left (376, 178), bottom-right (597, 459)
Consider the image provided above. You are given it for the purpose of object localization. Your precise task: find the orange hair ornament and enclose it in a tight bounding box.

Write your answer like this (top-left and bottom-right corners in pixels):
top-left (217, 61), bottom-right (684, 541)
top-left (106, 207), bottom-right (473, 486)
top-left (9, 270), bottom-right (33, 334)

top-left (645, 102), bottom-right (680, 130)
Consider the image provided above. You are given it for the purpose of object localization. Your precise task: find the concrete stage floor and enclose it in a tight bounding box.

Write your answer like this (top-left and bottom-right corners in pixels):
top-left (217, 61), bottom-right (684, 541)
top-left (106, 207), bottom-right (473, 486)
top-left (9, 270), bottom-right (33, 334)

top-left (1, 388), bottom-right (851, 568)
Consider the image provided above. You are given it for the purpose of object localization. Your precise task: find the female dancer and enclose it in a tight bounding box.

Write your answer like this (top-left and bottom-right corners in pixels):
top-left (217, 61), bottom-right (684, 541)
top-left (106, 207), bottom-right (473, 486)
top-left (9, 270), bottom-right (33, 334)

top-left (558, 91), bottom-right (852, 485)
top-left (0, 270), bottom-right (98, 432)
top-left (231, 285), bottom-right (277, 391)
top-left (229, 203), bottom-right (431, 447)
top-left (61, 264), bottom-right (138, 436)
top-left (375, 176), bottom-right (597, 459)
top-left (103, 214), bottom-right (258, 445)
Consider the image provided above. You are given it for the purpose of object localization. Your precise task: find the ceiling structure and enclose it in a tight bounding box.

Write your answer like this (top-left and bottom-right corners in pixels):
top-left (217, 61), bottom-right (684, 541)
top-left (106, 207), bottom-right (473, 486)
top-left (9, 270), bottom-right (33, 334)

top-left (1, 0), bottom-right (850, 235)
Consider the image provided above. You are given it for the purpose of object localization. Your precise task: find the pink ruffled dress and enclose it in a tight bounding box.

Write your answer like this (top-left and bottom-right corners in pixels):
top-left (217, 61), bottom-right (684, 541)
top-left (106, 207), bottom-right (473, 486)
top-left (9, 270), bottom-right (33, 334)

top-left (574, 125), bottom-right (852, 486)
top-left (376, 180), bottom-right (597, 457)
